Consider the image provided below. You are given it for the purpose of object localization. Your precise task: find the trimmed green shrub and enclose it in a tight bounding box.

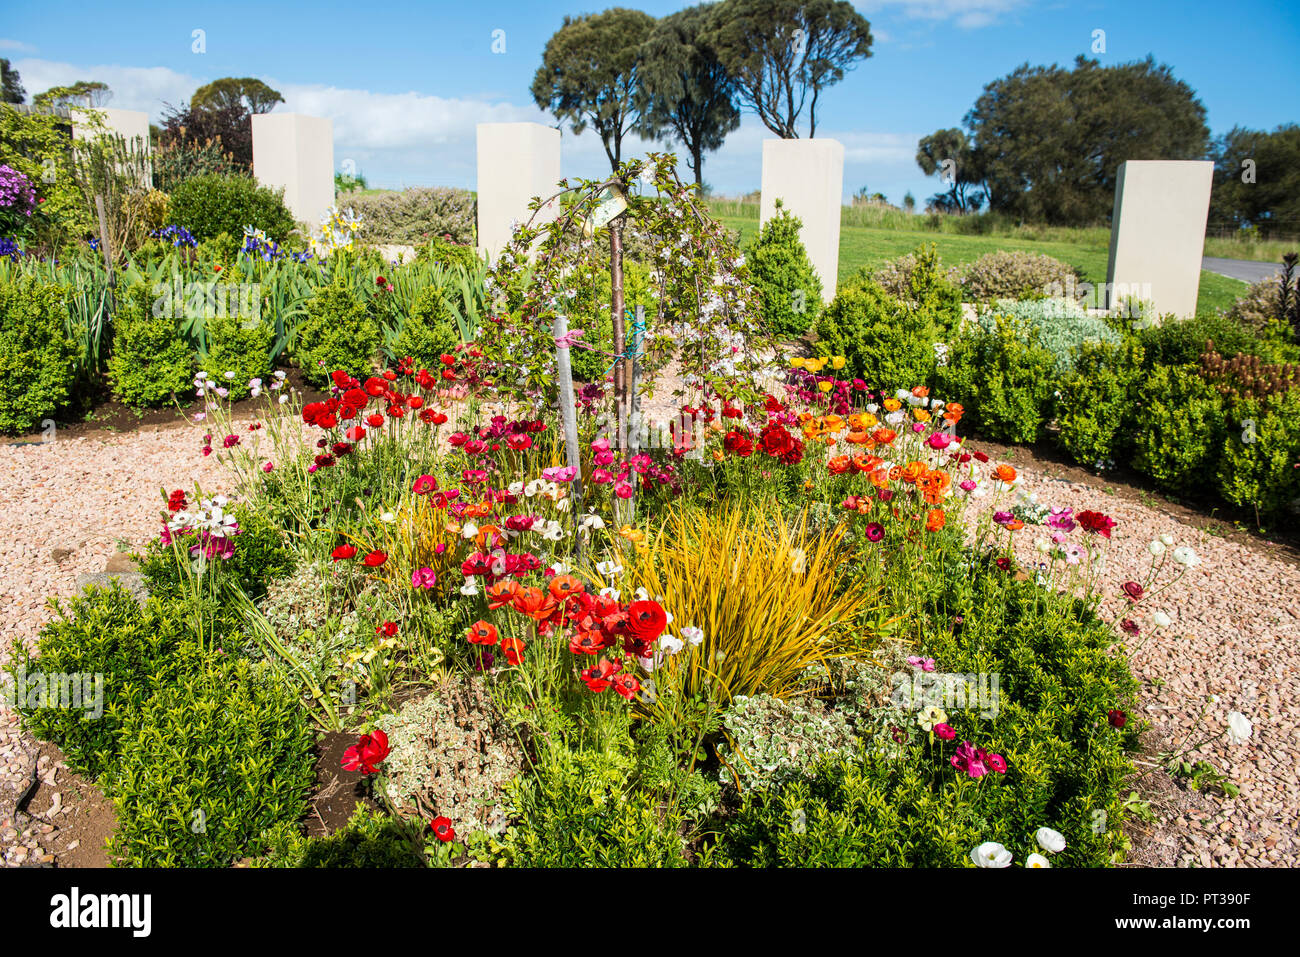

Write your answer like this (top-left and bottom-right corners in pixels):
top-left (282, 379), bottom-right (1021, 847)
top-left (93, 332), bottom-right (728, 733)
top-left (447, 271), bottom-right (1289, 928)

top-left (168, 173), bottom-right (296, 243)
top-left (815, 278), bottom-right (939, 387)
top-left (747, 202), bottom-right (823, 338)
top-left (8, 583), bottom-right (196, 779)
top-left (294, 281), bottom-right (384, 385)
top-left (388, 285), bottom-right (459, 369)
top-left (937, 317), bottom-right (1058, 443)
top-left (0, 275), bottom-right (77, 434)
top-left (1214, 390), bottom-right (1300, 521)
top-left (717, 564), bottom-right (1137, 868)
top-left (503, 747), bottom-right (690, 867)
top-left (349, 187), bottom-right (476, 244)
top-left (255, 807), bottom-right (427, 868)
top-left (1130, 364), bottom-right (1225, 495)
top-left (872, 245), bottom-right (964, 325)
top-left (1135, 314), bottom-right (1279, 370)
top-left (414, 234), bottom-right (482, 273)
top-left (137, 503), bottom-right (295, 604)
top-left (1055, 339), bottom-right (1145, 468)
top-left (200, 312), bottom-right (274, 400)
top-left (954, 250), bottom-right (1082, 303)
top-left (107, 649), bottom-right (315, 867)
top-left (978, 297), bottom-right (1121, 371)
top-left (107, 282), bottom-right (193, 408)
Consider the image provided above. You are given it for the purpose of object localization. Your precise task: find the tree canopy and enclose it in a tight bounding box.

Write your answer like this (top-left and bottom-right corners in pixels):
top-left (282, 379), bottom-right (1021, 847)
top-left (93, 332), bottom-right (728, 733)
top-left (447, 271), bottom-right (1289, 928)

top-left (638, 3), bottom-right (740, 185)
top-left (33, 81), bottom-right (111, 111)
top-left (531, 7), bottom-right (657, 172)
top-left (1209, 124), bottom-right (1300, 237)
top-left (702, 0), bottom-right (872, 138)
top-left (191, 77), bottom-right (284, 115)
top-left (931, 56), bottom-right (1209, 225)
top-left (1, 59), bottom-right (24, 104)
top-left (915, 127), bottom-right (984, 213)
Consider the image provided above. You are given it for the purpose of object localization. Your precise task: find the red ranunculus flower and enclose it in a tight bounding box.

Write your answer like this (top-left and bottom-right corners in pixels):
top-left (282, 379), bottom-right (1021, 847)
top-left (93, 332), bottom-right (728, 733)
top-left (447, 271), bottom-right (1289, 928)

top-left (1077, 509), bottom-right (1116, 538)
top-left (1108, 709), bottom-right (1128, 728)
top-left (501, 635), bottom-right (526, 666)
top-left (626, 600), bottom-right (668, 642)
top-left (431, 816), bottom-right (455, 843)
top-left (331, 544), bottom-right (357, 561)
top-left (341, 729), bottom-right (390, 774)
top-left (362, 550), bottom-right (388, 567)
top-left (723, 430), bottom-right (754, 457)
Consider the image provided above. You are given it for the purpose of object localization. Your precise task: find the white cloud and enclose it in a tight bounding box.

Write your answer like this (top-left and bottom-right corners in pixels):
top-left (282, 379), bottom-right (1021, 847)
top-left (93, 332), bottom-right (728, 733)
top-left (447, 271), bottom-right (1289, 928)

top-left (10, 57), bottom-right (199, 114)
top-left (0, 39), bottom-right (38, 54)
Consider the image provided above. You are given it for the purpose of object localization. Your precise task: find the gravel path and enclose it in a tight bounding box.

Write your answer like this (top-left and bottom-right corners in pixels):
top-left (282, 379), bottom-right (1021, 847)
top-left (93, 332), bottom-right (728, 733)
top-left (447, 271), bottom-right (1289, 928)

top-left (1, 421), bottom-right (1296, 867)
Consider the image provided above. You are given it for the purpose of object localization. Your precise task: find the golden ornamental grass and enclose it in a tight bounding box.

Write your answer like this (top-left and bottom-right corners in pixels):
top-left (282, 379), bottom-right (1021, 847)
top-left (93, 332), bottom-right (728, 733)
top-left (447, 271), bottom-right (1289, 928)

top-left (630, 502), bottom-right (883, 703)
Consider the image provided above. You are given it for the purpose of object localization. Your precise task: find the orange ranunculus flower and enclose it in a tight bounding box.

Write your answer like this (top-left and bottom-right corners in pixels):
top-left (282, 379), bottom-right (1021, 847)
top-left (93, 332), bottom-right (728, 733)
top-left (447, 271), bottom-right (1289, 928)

top-left (887, 465), bottom-right (903, 482)
top-left (797, 412), bottom-right (814, 424)
top-left (1005, 519), bottom-right (1025, 531)
top-left (912, 386), bottom-right (930, 398)
top-left (943, 402), bottom-right (964, 424)
top-left (466, 620), bottom-right (499, 645)
top-left (500, 635), bottom-right (527, 666)
top-left (828, 455), bottom-right (851, 475)
top-left (925, 509), bottom-right (946, 532)
top-left (883, 398), bottom-right (902, 412)
top-left (869, 467), bottom-right (890, 488)
top-left (852, 452), bottom-right (884, 473)
top-left (486, 580), bottom-right (521, 610)
top-left (475, 524), bottom-right (503, 548)
top-left (712, 449), bottom-right (725, 462)
top-left (821, 414), bottom-right (845, 432)
top-left (845, 429), bottom-right (871, 445)
top-left (994, 464), bottom-right (1018, 483)
top-left (512, 586), bottom-right (557, 621)
top-left (548, 574), bottom-right (585, 601)
top-left (913, 408), bottom-right (931, 423)
top-left (872, 428), bottom-right (897, 445)
top-left (901, 461), bottom-right (927, 485)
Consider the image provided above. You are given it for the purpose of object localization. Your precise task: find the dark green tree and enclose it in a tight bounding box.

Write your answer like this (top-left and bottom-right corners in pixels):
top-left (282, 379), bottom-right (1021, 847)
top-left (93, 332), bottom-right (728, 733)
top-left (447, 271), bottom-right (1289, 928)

top-left (1, 59), bottom-right (24, 104)
top-left (191, 77), bottom-right (284, 115)
top-left (957, 56), bottom-right (1208, 225)
top-left (638, 4), bottom-right (740, 186)
top-left (531, 8), bottom-right (657, 172)
top-left (915, 127), bottom-right (984, 213)
top-left (703, 0), bottom-right (872, 138)
top-left (1209, 124), bottom-right (1300, 237)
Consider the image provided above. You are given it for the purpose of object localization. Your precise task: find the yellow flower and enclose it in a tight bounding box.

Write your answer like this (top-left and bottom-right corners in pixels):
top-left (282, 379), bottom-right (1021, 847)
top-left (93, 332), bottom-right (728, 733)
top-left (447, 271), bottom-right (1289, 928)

top-left (818, 380), bottom-right (833, 392)
top-left (884, 398), bottom-right (902, 412)
top-left (831, 356), bottom-right (846, 370)
top-left (790, 357), bottom-right (806, 368)
top-left (619, 525), bottom-right (645, 543)
top-left (913, 408), bottom-right (931, 422)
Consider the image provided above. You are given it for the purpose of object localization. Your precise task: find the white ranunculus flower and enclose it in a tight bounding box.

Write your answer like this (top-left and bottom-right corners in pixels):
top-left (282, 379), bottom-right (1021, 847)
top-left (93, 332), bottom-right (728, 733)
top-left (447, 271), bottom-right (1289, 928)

top-left (507, 481), bottom-right (524, 495)
top-left (599, 587), bottom-right (621, 601)
top-left (459, 580), bottom-right (479, 597)
top-left (380, 511), bottom-right (396, 524)
top-left (1149, 540), bottom-right (1166, 556)
top-left (971, 842), bottom-right (1013, 868)
top-left (1152, 611), bottom-right (1172, 628)
top-left (1172, 546), bottom-right (1200, 567)
top-left (1035, 827), bottom-right (1067, 853)
top-left (1226, 711), bottom-right (1253, 745)
top-left (1159, 533), bottom-right (1174, 546)
top-left (634, 586), bottom-right (650, 601)
top-left (1026, 853), bottom-right (1052, 869)
top-left (681, 625), bottom-right (704, 646)
top-left (659, 634), bottom-right (684, 655)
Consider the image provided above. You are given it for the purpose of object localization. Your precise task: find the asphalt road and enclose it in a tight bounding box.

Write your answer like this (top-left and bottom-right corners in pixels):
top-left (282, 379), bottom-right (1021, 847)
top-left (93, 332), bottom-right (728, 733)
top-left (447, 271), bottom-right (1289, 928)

top-left (1202, 257), bottom-right (1287, 283)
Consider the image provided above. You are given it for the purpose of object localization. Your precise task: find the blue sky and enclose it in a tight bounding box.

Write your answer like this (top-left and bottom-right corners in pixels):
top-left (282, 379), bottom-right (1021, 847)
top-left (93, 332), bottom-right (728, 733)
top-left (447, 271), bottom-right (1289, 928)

top-left (3, 1), bottom-right (1297, 204)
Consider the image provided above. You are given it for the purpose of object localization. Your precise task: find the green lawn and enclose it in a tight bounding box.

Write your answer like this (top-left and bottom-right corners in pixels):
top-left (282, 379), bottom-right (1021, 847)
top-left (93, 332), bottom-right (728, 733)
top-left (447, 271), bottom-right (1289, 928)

top-left (715, 213), bottom-right (1247, 317)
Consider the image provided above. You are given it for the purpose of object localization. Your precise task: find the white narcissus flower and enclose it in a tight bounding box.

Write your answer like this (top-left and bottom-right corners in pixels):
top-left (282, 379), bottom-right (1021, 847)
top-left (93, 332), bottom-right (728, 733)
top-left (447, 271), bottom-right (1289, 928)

top-left (1172, 546), bottom-right (1200, 567)
top-left (1226, 711), bottom-right (1253, 745)
top-left (1026, 853), bottom-right (1052, 868)
top-left (1152, 611), bottom-right (1172, 628)
top-left (1035, 827), bottom-right (1067, 853)
top-left (971, 842), bottom-right (1013, 868)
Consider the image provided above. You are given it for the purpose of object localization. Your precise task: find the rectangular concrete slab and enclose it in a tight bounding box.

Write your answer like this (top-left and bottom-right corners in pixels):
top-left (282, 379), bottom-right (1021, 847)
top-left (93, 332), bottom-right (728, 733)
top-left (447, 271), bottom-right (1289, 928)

top-left (760, 138), bottom-right (845, 299)
top-left (476, 122), bottom-right (563, 262)
top-left (1105, 160), bottom-right (1214, 319)
top-left (251, 113), bottom-right (336, 226)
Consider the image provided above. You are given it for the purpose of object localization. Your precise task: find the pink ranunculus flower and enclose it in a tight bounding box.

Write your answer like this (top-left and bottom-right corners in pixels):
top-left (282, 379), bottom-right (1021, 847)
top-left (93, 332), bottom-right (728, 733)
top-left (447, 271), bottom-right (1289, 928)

top-left (927, 432), bottom-right (953, 450)
top-left (411, 567), bottom-right (437, 590)
top-left (933, 723), bottom-right (957, 741)
top-left (614, 481), bottom-right (634, 499)
top-left (591, 468), bottom-right (614, 484)
top-left (594, 450), bottom-right (616, 467)
top-left (591, 437), bottom-right (611, 453)
top-left (907, 655), bottom-right (936, 672)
